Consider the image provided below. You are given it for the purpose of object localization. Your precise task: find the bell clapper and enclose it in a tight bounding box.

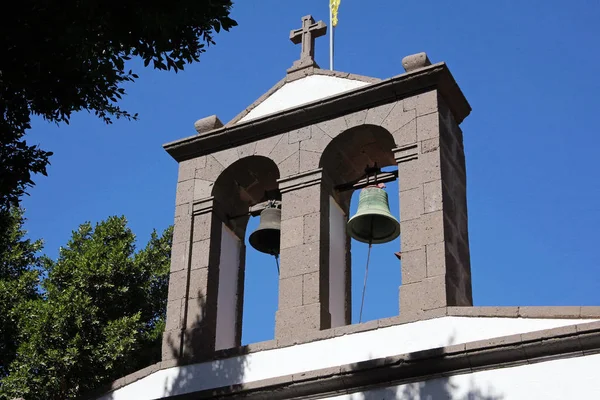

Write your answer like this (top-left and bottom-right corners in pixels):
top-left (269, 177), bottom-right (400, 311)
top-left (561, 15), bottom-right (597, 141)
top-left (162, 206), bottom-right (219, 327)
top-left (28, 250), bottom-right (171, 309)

top-left (274, 254), bottom-right (280, 275)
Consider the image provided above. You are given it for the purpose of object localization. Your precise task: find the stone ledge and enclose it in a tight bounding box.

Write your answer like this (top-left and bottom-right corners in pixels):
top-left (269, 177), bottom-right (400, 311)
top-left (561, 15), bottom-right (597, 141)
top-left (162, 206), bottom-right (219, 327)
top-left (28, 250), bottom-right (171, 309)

top-left (448, 306), bottom-right (600, 319)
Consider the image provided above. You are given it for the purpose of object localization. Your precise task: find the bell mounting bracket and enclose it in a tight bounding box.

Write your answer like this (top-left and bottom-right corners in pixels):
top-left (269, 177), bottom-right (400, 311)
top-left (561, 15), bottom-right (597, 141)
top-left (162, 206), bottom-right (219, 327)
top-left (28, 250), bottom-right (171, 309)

top-left (335, 163), bottom-right (399, 193)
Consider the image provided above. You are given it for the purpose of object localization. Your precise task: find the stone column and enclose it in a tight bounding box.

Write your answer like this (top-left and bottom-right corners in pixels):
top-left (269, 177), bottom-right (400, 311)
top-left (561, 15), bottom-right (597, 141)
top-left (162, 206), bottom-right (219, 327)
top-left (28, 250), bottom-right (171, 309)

top-left (275, 169), bottom-right (333, 344)
top-left (395, 93), bottom-right (472, 317)
top-left (162, 196), bottom-right (225, 363)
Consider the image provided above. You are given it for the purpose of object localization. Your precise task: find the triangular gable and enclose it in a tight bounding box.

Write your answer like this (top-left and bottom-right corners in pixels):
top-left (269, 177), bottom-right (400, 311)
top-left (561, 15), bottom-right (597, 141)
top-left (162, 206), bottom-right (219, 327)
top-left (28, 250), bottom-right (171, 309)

top-left (227, 69), bottom-right (380, 125)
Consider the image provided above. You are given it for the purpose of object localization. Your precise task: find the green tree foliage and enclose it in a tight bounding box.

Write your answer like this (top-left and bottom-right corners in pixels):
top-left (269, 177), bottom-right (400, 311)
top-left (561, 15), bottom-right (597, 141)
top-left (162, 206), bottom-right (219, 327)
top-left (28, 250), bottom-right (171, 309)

top-left (0, 216), bottom-right (173, 400)
top-left (0, 208), bottom-right (43, 378)
top-left (0, 0), bottom-right (237, 210)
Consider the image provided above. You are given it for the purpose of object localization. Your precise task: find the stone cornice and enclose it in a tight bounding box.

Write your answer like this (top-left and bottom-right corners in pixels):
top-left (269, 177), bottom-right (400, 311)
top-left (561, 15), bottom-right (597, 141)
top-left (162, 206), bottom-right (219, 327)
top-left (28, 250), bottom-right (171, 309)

top-left (163, 63), bottom-right (471, 163)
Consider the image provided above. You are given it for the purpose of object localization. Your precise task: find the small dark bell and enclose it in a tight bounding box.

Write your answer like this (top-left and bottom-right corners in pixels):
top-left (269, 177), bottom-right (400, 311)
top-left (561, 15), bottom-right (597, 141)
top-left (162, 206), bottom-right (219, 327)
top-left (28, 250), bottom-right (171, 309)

top-left (249, 207), bottom-right (281, 255)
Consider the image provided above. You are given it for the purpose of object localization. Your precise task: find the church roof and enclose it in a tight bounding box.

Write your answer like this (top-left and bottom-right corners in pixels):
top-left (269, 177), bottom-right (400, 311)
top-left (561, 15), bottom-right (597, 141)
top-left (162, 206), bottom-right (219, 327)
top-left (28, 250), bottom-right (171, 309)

top-left (227, 68), bottom-right (381, 126)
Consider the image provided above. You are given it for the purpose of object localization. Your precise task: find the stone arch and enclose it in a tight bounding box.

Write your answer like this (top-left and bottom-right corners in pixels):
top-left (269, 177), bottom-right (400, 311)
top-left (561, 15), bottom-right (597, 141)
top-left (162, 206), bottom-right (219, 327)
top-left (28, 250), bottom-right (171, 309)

top-left (211, 155), bottom-right (281, 239)
top-left (208, 155), bottom-right (281, 347)
top-left (320, 124), bottom-right (397, 206)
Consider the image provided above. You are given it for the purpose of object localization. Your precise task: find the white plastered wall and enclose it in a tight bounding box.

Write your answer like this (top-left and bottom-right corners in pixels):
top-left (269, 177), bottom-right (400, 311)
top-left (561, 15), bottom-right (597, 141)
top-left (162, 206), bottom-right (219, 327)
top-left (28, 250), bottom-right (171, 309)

top-left (329, 197), bottom-right (347, 328)
top-left (215, 224), bottom-right (241, 350)
top-left (325, 353), bottom-right (600, 399)
top-left (238, 75), bottom-right (370, 123)
top-left (99, 316), bottom-right (599, 400)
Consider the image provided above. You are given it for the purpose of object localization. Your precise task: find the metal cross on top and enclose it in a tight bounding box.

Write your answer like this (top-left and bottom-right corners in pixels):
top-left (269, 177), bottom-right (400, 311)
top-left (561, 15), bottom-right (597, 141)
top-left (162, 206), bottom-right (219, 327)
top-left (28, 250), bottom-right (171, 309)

top-left (288, 15), bottom-right (327, 72)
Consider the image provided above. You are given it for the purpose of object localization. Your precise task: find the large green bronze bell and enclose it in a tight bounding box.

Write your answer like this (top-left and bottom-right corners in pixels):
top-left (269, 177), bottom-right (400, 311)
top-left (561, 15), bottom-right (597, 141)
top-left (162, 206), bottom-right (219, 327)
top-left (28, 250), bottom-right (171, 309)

top-left (249, 206), bottom-right (281, 255)
top-left (347, 185), bottom-right (400, 244)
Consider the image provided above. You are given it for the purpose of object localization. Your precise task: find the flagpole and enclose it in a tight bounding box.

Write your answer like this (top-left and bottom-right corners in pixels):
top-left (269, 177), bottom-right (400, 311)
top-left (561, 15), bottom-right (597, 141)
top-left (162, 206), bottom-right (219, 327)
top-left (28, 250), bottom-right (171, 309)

top-left (329, 4), bottom-right (334, 70)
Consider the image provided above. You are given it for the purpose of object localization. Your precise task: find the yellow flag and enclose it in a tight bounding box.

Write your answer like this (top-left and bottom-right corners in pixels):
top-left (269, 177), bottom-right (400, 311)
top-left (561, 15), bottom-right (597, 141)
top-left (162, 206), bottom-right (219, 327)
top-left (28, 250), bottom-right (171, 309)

top-left (330, 0), bottom-right (341, 27)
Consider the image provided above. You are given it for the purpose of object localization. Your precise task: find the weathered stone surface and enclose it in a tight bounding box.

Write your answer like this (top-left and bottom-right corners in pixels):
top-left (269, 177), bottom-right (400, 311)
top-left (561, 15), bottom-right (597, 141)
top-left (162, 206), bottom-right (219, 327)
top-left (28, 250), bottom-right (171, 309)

top-left (186, 297), bottom-right (207, 328)
top-left (422, 210), bottom-right (445, 245)
top-left (181, 326), bottom-right (216, 361)
top-left (194, 115), bottom-right (223, 134)
top-left (417, 112), bottom-right (440, 142)
top-left (401, 248), bottom-right (426, 284)
top-left (178, 157), bottom-right (206, 182)
top-left (279, 275), bottom-right (303, 309)
top-left (162, 329), bottom-right (182, 360)
top-left (172, 215), bottom-right (192, 244)
top-left (278, 150), bottom-right (300, 178)
top-left (170, 242), bottom-right (189, 273)
top-left (255, 134), bottom-right (283, 157)
top-left (344, 109), bottom-right (368, 128)
top-left (381, 103), bottom-right (415, 134)
top-left (426, 242), bottom-right (446, 277)
top-left (174, 203), bottom-right (191, 219)
top-left (518, 306), bottom-right (582, 319)
top-left (281, 184), bottom-right (321, 220)
top-left (400, 218), bottom-right (422, 253)
top-left (190, 239), bottom-right (210, 270)
top-left (420, 147), bottom-right (442, 183)
top-left (299, 150), bottom-right (321, 173)
top-left (316, 116), bottom-right (347, 139)
top-left (280, 243), bottom-right (320, 278)
top-left (168, 270), bottom-right (188, 301)
top-left (422, 138), bottom-right (439, 154)
top-left (276, 303), bottom-right (323, 343)
top-left (392, 118), bottom-right (417, 147)
top-left (281, 217), bottom-right (304, 250)
top-left (165, 298), bottom-right (184, 331)
top-left (191, 213), bottom-right (213, 241)
top-left (402, 52), bottom-right (432, 72)
top-left (398, 160), bottom-right (422, 191)
top-left (193, 179), bottom-right (214, 200)
top-left (175, 180), bottom-right (194, 205)
top-left (447, 306), bottom-right (519, 318)
top-left (303, 272), bottom-right (320, 305)
top-left (271, 133), bottom-right (300, 164)
top-left (237, 142), bottom-right (257, 159)
top-left (195, 155), bottom-right (224, 182)
top-left (580, 307), bottom-right (600, 318)
top-left (400, 275), bottom-right (446, 314)
top-left (301, 126), bottom-right (331, 153)
top-left (289, 126), bottom-right (311, 144)
top-left (188, 268), bottom-right (209, 299)
top-left (404, 90), bottom-right (438, 116)
top-left (399, 187), bottom-right (424, 222)
top-left (212, 148), bottom-right (239, 172)
top-left (365, 103), bottom-right (395, 126)
top-left (424, 179), bottom-right (443, 213)
top-left (303, 212), bottom-right (321, 244)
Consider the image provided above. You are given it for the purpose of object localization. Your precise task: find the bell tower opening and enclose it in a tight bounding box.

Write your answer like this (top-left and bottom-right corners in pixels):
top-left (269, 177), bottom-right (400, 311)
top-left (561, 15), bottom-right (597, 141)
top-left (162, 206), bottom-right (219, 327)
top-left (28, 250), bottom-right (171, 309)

top-left (348, 167), bottom-right (401, 323)
top-left (320, 124), bottom-right (402, 326)
top-left (210, 155), bottom-right (281, 347)
top-left (241, 213), bottom-right (280, 344)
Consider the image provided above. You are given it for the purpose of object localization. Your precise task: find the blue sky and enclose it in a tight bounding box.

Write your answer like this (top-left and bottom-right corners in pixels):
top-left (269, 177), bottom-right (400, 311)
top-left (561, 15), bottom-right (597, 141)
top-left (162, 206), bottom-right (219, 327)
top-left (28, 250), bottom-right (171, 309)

top-left (22, 1), bottom-right (600, 344)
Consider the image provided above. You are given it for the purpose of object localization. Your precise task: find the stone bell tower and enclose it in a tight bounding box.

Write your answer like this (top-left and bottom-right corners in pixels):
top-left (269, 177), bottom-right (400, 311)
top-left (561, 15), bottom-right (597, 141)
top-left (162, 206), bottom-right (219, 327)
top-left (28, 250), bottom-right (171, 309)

top-left (94, 14), bottom-right (600, 400)
top-left (160, 13), bottom-right (472, 361)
